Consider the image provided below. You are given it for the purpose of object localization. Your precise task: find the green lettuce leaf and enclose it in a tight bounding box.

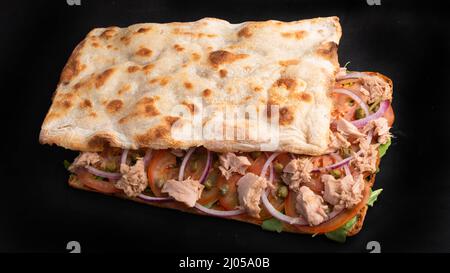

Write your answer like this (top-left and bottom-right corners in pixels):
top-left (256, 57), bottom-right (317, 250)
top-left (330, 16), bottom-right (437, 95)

top-left (367, 189), bottom-right (383, 207)
top-left (378, 138), bottom-right (391, 158)
top-left (325, 216), bottom-right (357, 243)
top-left (262, 218), bottom-right (283, 233)
top-left (325, 188), bottom-right (384, 242)
top-left (63, 160), bottom-right (71, 170)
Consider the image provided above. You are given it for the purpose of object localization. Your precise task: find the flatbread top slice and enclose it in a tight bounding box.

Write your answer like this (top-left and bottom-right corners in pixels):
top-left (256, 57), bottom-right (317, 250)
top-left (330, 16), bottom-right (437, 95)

top-left (40, 17), bottom-right (342, 155)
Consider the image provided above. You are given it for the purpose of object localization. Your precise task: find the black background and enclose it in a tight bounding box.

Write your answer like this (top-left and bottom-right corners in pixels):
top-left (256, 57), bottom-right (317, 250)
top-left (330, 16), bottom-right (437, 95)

top-left (1, 0), bottom-right (449, 253)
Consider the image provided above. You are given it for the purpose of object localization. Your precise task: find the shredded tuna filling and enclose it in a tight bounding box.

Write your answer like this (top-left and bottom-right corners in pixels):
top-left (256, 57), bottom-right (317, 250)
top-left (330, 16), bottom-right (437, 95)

top-left (161, 178), bottom-right (204, 207)
top-left (282, 158), bottom-right (314, 191)
top-left (296, 186), bottom-right (329, 226)
top-left (69, 152), bottom-right (102, 172)
top-left (218, 152), bottom-right (251, 180)
top-left (66, 73), bottom-right (392, 227)
top-left (115, 158), bottom-right (148, 197)
top-left (236, 173), bottom-right (268, 218)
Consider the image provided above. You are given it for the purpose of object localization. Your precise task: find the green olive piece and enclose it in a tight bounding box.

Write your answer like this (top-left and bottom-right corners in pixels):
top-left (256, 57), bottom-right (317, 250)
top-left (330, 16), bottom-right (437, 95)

top-left (204, 179), bottom-right (213, 190)
top-left (105, 161), bottom-right (117, 172)
top-left (330, 169), bottom-right (342, 179)
top-left (277, 185), bottom-right (288, 199)
top-left (219, 184), bottom-right (229, 196)
top-left (251, 151), bottom-right (262, 159)
top-left (340, 147), bottom-right (352, 158)
top-left (274, 162), bottom-right (284, 173)
top-left (354, 108), bottom-right (366, 120)
top-left (190, 160), bottom-right (199, 172)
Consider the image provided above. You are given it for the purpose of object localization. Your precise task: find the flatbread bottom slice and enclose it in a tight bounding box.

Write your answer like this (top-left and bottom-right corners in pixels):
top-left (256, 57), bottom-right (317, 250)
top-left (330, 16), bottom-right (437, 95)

top-left (67, 170), bottom-right (378, 236)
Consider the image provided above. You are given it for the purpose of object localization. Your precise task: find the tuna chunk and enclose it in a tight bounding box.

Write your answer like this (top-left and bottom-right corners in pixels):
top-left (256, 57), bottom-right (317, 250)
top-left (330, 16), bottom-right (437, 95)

top-left (336, 118), bottom-right (365, 138)
top-left (69, 152), bottom-right (102, 172)
top-left (162, 177), bottom-right (204, 207)
top-left (237, 173), bottom-right (268, 218)
top-left (296, 186), bottom-right (328, 226)
top-left (115, 158), bottom-right (148, 197)
top-left (352, 138), bottom-right (378, 173)
top-left (364, 117), bottom-right (391, 144)
top-left (360, 75), bottom-right (392, 103)
top-left (282, 158), bottom-right (313, 191)
top-left (219, 152), bottom-right (251, 180)
top-left (322, 173), bottom-right (364, 210)
top-left (329, 130), bottom-right (351, 151)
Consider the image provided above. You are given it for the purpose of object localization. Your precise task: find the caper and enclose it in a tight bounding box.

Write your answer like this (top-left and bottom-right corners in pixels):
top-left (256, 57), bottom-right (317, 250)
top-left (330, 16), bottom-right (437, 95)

top-left (143, 187), bottom-right (153, 195)
top-left (105, 161), bottom-right (117, 172)
top-left (354, 108), bottom-right (366, 120)
top-left (204, 179), bottom-right (213, 190)
top-left (340, 147), bottom-right (352, 158)
top-left (276, 185), bottom-right (288, 199)
top-left (219, 184), bottom-right (229, 196)
top-left (251, 151), bottom-right (262, 159)
top-left (274, 162), bottom-right (284, 173)
top-left (348, 99), bottom-right (355, 106)
top-left (330, 169), bottom-right (341, 179)
top-left (190, 160), bottom-right (199, 172)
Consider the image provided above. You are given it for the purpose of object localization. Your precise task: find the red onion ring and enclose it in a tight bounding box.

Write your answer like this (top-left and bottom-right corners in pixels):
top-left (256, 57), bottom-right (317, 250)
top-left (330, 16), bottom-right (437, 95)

top-left (328, 207), bottom-right (344, 219)
top-left (261, 189), bottom-right (308, 225)
top-left (177, 147), bottom-right (242, 216)
top-left (268, 163), bottom-right (274, 184)
top-left (138, 194), bottom-right (172, 202)
top-left (143, 149), bottom-right (153, 169)
top-left (330, 153), bottom-right (351, 177)
top-left (85, 166), bottom-right (122, 180)
top-left (121, 149), bottom-right (129, 166)
top-left (352, 100), bottom-right (390, 128)
top-left (198, 150), bottom-right (212, 184)
top-left (314, 126), bottom-right (374, 173)
top-left (259, 152), bottom-right (309, 225)
top-left (261, 152), bottom-right (281, 178)
top-left (333, 88), bottom-right (369, 116)
top-left (194, 203), bottom-right (245, 217)
top-left (179, 147), bottom-right (196, 181)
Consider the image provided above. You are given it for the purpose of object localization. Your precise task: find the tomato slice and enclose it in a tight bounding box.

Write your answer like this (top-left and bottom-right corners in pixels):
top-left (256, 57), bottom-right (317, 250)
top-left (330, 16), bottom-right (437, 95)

top-left (257, 153), bottom-right (289, 219)
top-left (217, 174), bottom-right (241, 210)
top-left (76, 169), bottom-right (121, 194)
top-left (246, 154), bottom-right (267, 175)
top-left (259, 191), bottom-right (285, 220)
top-left (182, 148), bottom-right (209, 180)
top-left (285, 182), bottom-right (370, 233)
top-left (197, 169), bottom-right (220, 206)
top-left (293, 183), bottom-right (371, 234)
top-left (147, 150), bottom-right (179, 197)
top-left (331, 92), bottom-right (360, 121)
top-left (273, 153), bottom-right (291, 167)
top-left (285, 190), bottom-right (299, 217)
top-left (384, 104), bottom-right (395, 127)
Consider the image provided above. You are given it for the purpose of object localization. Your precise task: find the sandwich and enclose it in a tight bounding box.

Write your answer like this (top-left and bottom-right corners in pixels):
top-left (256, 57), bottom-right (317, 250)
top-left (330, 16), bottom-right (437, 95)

top-left (40, 17), bottom-right (394, 242)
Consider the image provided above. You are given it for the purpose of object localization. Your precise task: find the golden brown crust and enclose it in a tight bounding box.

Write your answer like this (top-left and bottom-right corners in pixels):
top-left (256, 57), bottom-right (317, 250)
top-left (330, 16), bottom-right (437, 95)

top-left (40, 17), bottom-right (342, 155)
